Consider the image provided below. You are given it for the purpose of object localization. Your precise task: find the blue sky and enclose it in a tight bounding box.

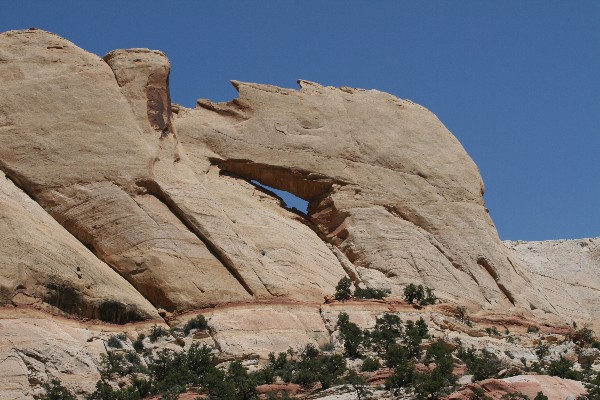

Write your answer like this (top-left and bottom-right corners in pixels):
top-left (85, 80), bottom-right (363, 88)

top-left (2, 1), bottom-right (599, 241)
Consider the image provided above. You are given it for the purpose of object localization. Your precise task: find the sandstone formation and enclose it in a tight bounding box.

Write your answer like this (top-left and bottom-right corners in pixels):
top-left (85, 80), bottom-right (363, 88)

top-left (506, 238), bottom-right (600, 326)
top-left (0, 28), bottom-right (599, 398)
top-left (449, 375), bottom-right (586, 400)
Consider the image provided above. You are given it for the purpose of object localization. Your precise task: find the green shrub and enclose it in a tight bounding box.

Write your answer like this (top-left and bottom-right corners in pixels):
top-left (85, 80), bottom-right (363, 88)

top-left (226, 360), bottom-right (258, 399)
top-left (500, 393), bottom-right (529, 400)
top-left (403, 284), bottom-right (436, 306)
top-left (132, 333), bottom-right (145, 352)
top-left (534, 392), bottom-right (549, 400)
top-left (337, 312), bottom-right (365, 358)
top-left (485, 327), bottom-right (501, 337)
top-left (361, 356), bottom-right (381, 372)
top-left (413, 366), bottom-right (456, 400)
top-left (456, 306), bottom-right (473, 327)
top-left (571, 328), bottom-right (599, 347)
top-left (37, 379), bottom-right (76, 400)
top-left (469, 387), bottom-right (493, 400)
top-left (344, 369), bottom-right (372, 400)
top-left (149, 324), bottom-right (169, 343)
top-left (385, 344), bottom-right (414, 389)
top-left (457, 347), bottom-right (503, 381)
top-left (266, 344), bottom-right (345, 390)
top-left (183, 314), bottom-right (208, 336)
top-left (403, 319), bottom-right (428, 359)
top-left (425, 340), bottom-right (454, 367)
top-left (527, 326), bottom-right (540, 333)
top-left (547, 356), bottom-right (581, 380)
top-left (106, 335), bottom-right (124, 349)
top-left (369, 313), bottom-right (403, 354)
top-left (99, 350), bottom-right (146, 378)
top-left (335, 277), bottom-right (353, 301)
top-left (354, 287), bottom-right (389, 300)
top-left (535, 343), bottom-right (549, 361)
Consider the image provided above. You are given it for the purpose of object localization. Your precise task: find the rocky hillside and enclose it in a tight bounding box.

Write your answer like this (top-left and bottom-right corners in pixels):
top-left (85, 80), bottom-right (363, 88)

top-left (0, 29), bottom-right (598, 399)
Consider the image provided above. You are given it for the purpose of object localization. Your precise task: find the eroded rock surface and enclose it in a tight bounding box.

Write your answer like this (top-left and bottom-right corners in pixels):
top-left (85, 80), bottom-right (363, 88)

top-left (0, 29), bottom-right (346, 317)
top-left (449, 375), bottom-right (586, 400)
top-left (1, 28), bottom-right (599, 398)
top-left (506, 238), bottom-right (600, 327)
top-left (174, 79), bottom-right (564, 324)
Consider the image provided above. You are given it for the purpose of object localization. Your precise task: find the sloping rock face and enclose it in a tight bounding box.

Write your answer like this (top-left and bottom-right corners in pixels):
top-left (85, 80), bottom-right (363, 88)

top-left (1, 28), bottom-right (598, 331)
top-left (174, 80), bottom-right (558, 319)
top-left (0, 29), bottom-right (347, 319)
top-left (506, 238), bottom-right (600, 327)
top-left (449, 375), bottom-right (586, 400)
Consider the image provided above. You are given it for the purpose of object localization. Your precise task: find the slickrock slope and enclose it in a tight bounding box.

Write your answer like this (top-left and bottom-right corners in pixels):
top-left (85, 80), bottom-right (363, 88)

top-left (449, 375), bottom-right (586, 400)
top-left (174, 79), bottom-right (557, 320)
top-left (0, 28), bottom-right (599, 398)
top-left (0, 29), bottom-right (347, 318)
top-left (0, 170), bottom-right (158, 322)
top-left (506, 238), bottom-right (600, 326)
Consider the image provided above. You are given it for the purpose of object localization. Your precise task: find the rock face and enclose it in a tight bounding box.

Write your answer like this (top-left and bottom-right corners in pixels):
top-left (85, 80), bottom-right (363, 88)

top-left (1, 27), bottom-right (599, 327)
top-left (506, 238), bottom-right (600, 326)
top-left (0, 28), bottom-right (599, 397)
top-left (449, 375), bottom-right (586, 400)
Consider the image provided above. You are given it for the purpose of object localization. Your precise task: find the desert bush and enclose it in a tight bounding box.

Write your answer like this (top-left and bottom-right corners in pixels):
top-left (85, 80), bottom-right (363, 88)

top-left (149, 324), bottom-right (169, 343)
top-left (527, 326), bottom-right (540, 333)
top-left (535, 343), bottom-right (549, 361)
top-left (36, 379), bottom-right (76, 400)
top-left (403, 318), bottom-right (428, 359)
top-left (403, 284), bottom-right (437, 306)
top-left (547, 356), bottom-right (581, 380)
top-left (344, 369), bottom-right (372, 400)
top-left (132, 333), bottom-right (145, 352)
top-left (183, 314), bottom-right (208, 336)
top-left (534, 392), bottom-right (549, 400)
top-left (500, 393), bottom-right (529, 400)
top-left (361, 356), bottom-right (381, 372)
top-left (485, 327), bottom-right (501, 337)
top-left (457, 347), bottom-right (503, 381)
top-left (369, 313), bottom-right (403, 354)
top-left (335, 277), bottom-right (353, 301)
top-left (456, 306), bottom-right (473, 327)
top-left (337, 312), bottom-right (365, 358)
top-left (354, 286), bottom-right (389, 300)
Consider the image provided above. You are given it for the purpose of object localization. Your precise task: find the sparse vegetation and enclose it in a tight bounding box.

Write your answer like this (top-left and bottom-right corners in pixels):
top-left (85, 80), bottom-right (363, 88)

top-left (354, 286), bottom-right (389, 300)
top-left (457, 346), bottom-right (503, 381)
top-left (344, 369), bottom-right (372, 400)
top-left (485, 326), bottom-right (501, 337)
top-left (403, 283), bottom-right (437, 306)
top-left (337, 312), bottom-right (365, 358)
top-left (183, 314), bottom-right (208, 336)
top-left (106, 334), bottom-right (124, 349)
top-left (455, 306), bottom-right (473, 327)
top-left (132, 333), bottom-right (145, 352)
top-left (527, 325), bottom-right (540, 333)
top-left (77, 304), bottom-right (600, 400)
top-left (534, 392), bottom-right (549, 400)
top-left (148, 324), bottom-right (169, 343)
top-left (334, 277), bottom-right (390, 301)
top-left (547, 356), bottom-right (581, 380)
top-left (361, 356), bottom-right (380, 372)
top-left (335, 277), bottom-right (353, 301)
top-left (36, 379), bottom-right (77, 400)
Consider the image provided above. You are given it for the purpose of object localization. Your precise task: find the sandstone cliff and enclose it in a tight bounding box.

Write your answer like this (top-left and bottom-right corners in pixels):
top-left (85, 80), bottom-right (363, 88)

top-left (0, 28), bottom-right (598, 398)
top-left (1, 27), bottom-right (598, 329)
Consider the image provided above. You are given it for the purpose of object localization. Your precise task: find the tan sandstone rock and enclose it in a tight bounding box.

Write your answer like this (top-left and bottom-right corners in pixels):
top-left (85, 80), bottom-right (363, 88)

top-left (1, 27), bottom-right (600, 398)
top-left (450, 375), bottom-right (586, 400)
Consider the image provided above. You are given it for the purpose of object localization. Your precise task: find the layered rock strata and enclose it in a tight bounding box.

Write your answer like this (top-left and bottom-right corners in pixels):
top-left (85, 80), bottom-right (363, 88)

top-left (0, 29), bottom-right (599, 398)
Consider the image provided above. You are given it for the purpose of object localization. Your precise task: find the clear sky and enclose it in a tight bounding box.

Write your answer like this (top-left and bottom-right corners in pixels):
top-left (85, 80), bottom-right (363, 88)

top-left (2, 1), bottom-right (599, 241)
